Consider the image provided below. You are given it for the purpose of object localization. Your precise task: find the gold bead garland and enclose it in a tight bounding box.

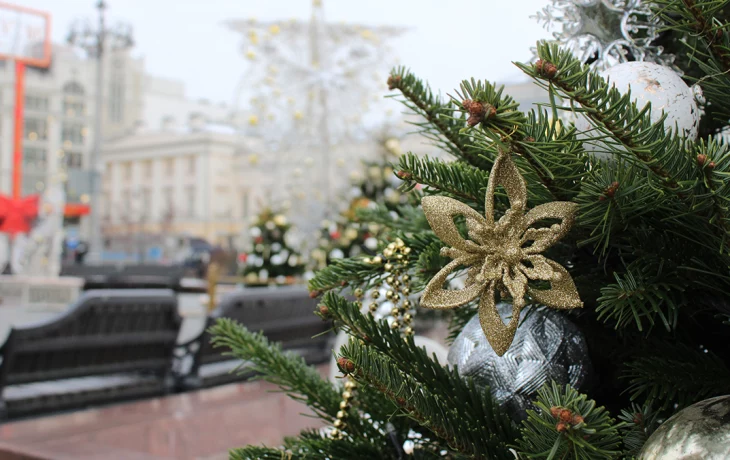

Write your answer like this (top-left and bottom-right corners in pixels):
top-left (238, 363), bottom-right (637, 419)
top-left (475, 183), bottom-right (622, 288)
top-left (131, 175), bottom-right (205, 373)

top-left (330, 239), bottom-right (416, 439)
top-left (331, 377), bottom-right (357, 439)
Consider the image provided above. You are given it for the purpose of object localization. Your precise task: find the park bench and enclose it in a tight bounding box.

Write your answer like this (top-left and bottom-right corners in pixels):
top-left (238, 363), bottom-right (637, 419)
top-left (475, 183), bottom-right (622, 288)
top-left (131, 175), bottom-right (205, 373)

top-left (0, 289), bottom-right (181, 420)
top-left (60, 264), bottom-right (197, 291)
top-left (175, 285), bottom-right (332, 390)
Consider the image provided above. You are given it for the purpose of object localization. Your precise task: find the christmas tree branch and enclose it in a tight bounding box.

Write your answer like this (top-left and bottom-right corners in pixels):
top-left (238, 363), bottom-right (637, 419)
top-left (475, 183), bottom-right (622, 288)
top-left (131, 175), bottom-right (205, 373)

top-left (388, 67), bottom-right (492, 170)
top-left (340, 339), bottom-right (517, 460)
top-left (321, 293), bottom-right (518, 442)
top-left (624, 341), bottom-right (730, 411)
top-left (396, 153), bottom-right (490, 207)
top-left (309, 257), bottom-right (383, 294)
top-left (519, 43), bottom-right (687, 191)
top-left (517, 382), bottom-right (624, 460)
top-left (208, 319), bottom-right (340, 420)
top-left (230, 430), bottom-right (390, 460)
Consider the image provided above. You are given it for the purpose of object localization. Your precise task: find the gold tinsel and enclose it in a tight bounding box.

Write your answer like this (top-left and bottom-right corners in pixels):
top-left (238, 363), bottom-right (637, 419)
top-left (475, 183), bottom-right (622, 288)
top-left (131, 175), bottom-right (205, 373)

top-left (420, 153), bottom-right (582, 356)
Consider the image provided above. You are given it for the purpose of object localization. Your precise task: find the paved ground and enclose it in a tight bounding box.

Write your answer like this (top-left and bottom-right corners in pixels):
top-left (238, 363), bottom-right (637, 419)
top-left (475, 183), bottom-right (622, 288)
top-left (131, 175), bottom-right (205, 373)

top-left (0, 293), bottom-right (208, 345)
top-left (0, 366), bottom-right (328, 460)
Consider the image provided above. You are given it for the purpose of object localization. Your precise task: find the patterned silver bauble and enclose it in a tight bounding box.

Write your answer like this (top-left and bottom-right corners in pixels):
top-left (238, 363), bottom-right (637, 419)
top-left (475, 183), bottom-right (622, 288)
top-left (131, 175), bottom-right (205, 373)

top-left (640, 395), bottom-right (730, 459)
top-left (448, 304), bottom-right (592, 420)
top-left (534, 0), bottom-right (673, 71)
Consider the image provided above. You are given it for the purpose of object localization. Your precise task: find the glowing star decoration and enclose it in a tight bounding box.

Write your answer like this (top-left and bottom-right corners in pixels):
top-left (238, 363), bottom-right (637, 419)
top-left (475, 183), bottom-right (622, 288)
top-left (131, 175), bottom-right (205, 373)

top-left (227, 1), bottom-right (405, 234)
top-left (420, 154), bottom-right (582, 356)
top-left (534, 0), bottom-right (673, 71)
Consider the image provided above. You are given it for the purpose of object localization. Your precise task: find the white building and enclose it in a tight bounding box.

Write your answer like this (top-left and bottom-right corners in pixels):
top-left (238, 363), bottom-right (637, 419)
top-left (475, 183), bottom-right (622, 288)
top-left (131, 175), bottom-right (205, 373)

top-left (101, 120), bottom-right (255, 254)
top-left (0, 44), bottom-right (144, 240)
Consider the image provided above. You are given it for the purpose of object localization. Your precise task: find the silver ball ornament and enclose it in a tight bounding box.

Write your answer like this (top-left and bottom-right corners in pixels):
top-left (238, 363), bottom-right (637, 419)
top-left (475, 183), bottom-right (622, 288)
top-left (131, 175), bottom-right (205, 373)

top-left (448, 303), bottom-right (592, 420)
top-left (640, 395), bottom-right (730, 460)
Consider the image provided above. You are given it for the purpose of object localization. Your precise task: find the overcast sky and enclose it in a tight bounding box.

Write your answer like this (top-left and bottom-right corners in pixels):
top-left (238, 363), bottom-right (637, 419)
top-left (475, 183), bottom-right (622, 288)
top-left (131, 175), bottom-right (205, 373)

top-left (22, 0), bottom-right (552, 105)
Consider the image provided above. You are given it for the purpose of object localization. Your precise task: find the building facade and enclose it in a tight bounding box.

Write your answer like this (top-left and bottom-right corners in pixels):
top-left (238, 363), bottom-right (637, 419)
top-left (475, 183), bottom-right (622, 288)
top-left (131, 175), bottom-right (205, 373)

top-left (101, 121), bottom-right (260, 259)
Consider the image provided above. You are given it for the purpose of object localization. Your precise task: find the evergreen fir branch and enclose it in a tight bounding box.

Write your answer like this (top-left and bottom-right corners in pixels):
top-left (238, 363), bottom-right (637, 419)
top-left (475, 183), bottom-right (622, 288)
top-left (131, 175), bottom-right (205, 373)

top-left (396, 153), bottom-right (490, 209)
top-left (514, 109), bottom-right (587, 201)
top-left (321, 293), bottom-right (518, 452)
top-left (208, 319), bottom-right (341, 421)
top-left (446, 301), bottom-right (479, 344)
top-left (596, 263), bottom-right (687, 331)
top-left (574, 161), bottom-right (669, 257)
top-left (618, 403), bottom-right (662, 457)
top-left (356, 201), bottom-right (431, 235)
top-left (651, 0), bottom-right (730, 72)
top-left (309, 257), bottom-right (383, 294)
top-left (518, 42), bottom-right (691, 192)
top-left (210, 318), bottom-right (404, 447)
top-left (517, 382), bottom-right (624, 460)
top-left (414, 240), bottom-right (450, 289)
top-left (454, 78), bottom-right (527, 134)
top-left (230, 429), bottom-right (389, 460)
top-left (624, 342), bottom-right (730, 411)
top-left (340, 339), bottom-right (517, 460)
top-left (388, 67), bottom-right (491, 169)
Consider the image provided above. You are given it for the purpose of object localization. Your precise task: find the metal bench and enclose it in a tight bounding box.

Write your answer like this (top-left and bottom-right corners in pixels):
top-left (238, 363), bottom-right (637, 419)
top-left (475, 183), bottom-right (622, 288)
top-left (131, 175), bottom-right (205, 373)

top-left (60, 264), bottom-right (195, 291)
top-left (0, 290), bottom-right (181, 420)
top-left (175, 285), bottom-right (332, 390)
top-left (60, 264), bottom-right (120, 289)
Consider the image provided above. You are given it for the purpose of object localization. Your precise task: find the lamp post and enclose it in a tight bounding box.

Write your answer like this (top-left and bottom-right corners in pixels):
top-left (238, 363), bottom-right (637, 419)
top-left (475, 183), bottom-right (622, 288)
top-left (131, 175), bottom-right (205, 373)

top-left (67, 1), bottom-right (133, 262)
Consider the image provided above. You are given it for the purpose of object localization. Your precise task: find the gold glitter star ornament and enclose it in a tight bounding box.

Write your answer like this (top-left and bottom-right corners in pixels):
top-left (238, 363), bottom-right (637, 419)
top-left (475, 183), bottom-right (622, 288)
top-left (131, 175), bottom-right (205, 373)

top-left (420, 153), bottom-right (582, 356)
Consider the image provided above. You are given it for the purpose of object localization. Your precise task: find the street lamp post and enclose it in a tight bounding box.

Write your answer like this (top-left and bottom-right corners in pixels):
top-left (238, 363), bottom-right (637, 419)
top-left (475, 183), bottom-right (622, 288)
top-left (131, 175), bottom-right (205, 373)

top-left (67, 1), bottom-right (133, 262)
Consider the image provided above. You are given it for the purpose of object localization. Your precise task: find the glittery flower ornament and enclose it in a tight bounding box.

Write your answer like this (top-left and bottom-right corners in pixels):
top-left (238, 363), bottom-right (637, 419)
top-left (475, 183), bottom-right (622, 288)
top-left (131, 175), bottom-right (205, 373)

top-left (420, 154), bottom-right (582, 356)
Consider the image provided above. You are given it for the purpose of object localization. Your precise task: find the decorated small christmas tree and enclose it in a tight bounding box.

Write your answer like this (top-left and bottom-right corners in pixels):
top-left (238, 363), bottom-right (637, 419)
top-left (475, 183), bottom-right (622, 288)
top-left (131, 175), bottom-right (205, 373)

top-left (310, 137), bottom-right (412, 270)
top-left (241, 207), bottom-right (304, 285)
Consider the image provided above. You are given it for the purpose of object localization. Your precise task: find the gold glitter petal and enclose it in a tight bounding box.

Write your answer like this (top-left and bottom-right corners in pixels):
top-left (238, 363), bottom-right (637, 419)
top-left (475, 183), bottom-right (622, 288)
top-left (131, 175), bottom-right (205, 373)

top-left (484, 154), bottom-right (528, 225)
top-left (421, 257), bottom-right (486, 309)
top-left (528, 259), bottom-right (583, 309)
top-left (521, 202), bottom-right (577, 254)
top-left (422, 196), bottom-right (486, 253)
top-left (519, 254), bottom-right (555, 281)
top-left (503, 265), bottom-right (528, 301)
top-left (478, 283), bottom-right (521, 356)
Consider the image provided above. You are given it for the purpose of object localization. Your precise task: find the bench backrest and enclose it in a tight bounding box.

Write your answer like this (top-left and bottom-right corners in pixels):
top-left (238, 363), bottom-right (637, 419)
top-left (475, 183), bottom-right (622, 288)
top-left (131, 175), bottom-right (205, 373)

top-left (0, 290), bottom-right (181, 388)
top-left (117, 264), bottom-right (185, 277)
top-left (199, 285), bottom-right (327, 366)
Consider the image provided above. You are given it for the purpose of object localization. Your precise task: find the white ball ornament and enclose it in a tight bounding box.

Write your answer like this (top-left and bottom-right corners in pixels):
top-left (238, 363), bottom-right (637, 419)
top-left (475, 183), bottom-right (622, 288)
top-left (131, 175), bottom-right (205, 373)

top-left (575, 61), bottom-right (701, 159)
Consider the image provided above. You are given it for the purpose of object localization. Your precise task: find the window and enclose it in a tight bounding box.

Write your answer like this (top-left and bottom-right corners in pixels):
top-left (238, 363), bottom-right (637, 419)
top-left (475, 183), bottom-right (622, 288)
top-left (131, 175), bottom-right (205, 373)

top-left (65, 151), bottom-right (84, 169)
top-left (24, 118), bottom-right (47, 140)
top-left (121, 189), bottom-right (131, 214)
top-left (23, 146), bottom-right (47, 171)
top-left (61, 122), bottom-right (85, 145)
top-left (62, 81), bottom-right (86, 117)
top-left (63, 100), bottom-right (85, 117)
top-left (22, 173), bottom-right (45, 195)
top-left (25, 94), bottom-right (48, 112)
top-left (165, 158), bottom-right (175, 176)
top-left (188, 156), bottom-right (196, 175)
top-left (185, 186), bottom-right (195, 218)
top-left (144, 160), bottom-right (153, 178)
top-left (141, 188), bottom-right (151, 213)
top-left (62, 81), bottom-right (85, 96)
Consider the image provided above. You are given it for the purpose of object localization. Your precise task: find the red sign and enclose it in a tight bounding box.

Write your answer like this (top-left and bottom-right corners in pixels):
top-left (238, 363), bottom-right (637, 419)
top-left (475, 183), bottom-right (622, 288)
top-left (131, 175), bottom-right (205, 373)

top-left (0, 194), bottom-right (39, 234)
